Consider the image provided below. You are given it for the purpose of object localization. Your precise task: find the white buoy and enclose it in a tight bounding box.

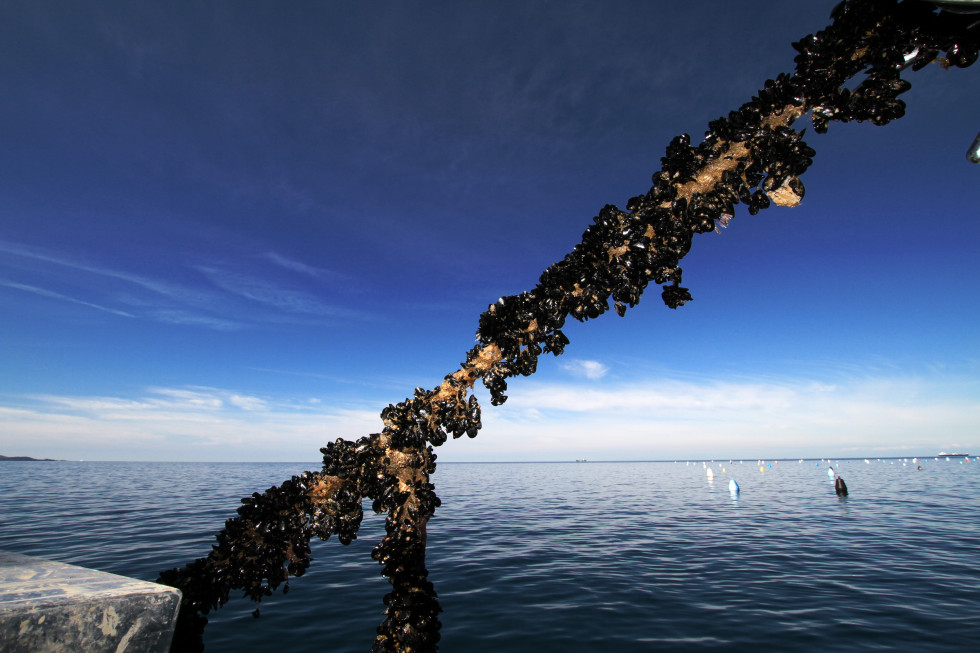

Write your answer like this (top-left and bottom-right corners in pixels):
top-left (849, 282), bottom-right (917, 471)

top-left (729, 478), bottom-right (739, 495)
top-left (828, 467), bottom-right (835, 478)
top-left (706, 467), bottom-right (714, 479)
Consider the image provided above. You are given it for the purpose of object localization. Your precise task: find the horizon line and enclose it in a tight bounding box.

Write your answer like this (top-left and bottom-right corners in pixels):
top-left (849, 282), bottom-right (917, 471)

top-left (2, 454), bottom-right (970, 464)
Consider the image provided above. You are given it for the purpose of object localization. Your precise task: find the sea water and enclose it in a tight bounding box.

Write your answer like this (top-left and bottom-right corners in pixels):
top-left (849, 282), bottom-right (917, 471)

top-left (0, 459), bottom-right (977, 651)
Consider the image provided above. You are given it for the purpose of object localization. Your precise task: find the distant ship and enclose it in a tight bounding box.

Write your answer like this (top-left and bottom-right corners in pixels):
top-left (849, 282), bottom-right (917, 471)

top-left (938, 452), bottom-right (969, 458)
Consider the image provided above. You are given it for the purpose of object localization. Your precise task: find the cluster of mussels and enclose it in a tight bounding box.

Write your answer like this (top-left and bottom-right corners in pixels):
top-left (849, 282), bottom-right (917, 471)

top-left (158, 469), bottom-right (364, 652)
top-left (471, 0), bottom-right (977, 409)
top-left (159, 2), bottom-right (978, 652)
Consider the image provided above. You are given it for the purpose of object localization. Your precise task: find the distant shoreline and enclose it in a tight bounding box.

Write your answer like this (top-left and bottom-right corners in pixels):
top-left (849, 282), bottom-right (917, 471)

top-left (0, 455), bottom-right (61, 462)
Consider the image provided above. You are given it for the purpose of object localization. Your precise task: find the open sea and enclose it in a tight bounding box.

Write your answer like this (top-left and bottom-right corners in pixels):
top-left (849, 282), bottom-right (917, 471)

top-left (1, 458), bottom-right (978, 651)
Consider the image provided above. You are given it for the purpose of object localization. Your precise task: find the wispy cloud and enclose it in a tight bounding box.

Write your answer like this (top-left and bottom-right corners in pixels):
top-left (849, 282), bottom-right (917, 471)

top-left (243, 366), bottom-right (378, 388)
top-left (228, 394), bottom-right (267, 411)
top-left (511, 379), bottom-right (800, 414)
top-left (262, 252), bottom-right (353, 286)
top-left (196, 265), bottom-right (322, 313)
top-left (3, 373), bottom-right (977, 463)
top-left (1, 239), bottom-right (370, 329)
top-left (196, 265), bottom-right (365, 319)
top-left (0, 280), bottom-right (136, 318)
top-left (456, 372), bottom-right (980, 461)
top-left (1, 240), bottom-right (212, 306)
top-left (1, 386), bottom-right (381, 461)
top-left (146, 387), bottom-right (228, 408)
top-left (560, 359), bottom-right (609, 380)
top-left (145, 309), bottom-right (244, 331)
top-left (1, 240), bottom-right (238, 327)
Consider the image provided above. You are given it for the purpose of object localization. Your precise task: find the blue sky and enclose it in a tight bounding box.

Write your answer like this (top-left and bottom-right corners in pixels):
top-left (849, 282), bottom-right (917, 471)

top-left (2, 1), bottom-right (978, 462)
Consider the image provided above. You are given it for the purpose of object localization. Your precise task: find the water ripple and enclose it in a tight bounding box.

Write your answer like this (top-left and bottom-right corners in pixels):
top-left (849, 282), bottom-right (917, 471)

top-left (1, 459), bottom-right (978, 651)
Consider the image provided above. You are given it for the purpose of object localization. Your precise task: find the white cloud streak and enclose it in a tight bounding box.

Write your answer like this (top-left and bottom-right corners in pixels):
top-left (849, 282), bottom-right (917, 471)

top-left (453, 374), bottom-right (980, 461)
top-left (262, 251), bottom-right (352, 286)
top-left (1, 240), bottom-right (243, 327)
top-left (1, 240), bottom-right (214, 306)
top-left (560, 359), bottom-right (609, 380)
top-left (1, 386), bottom-right (381, 461)
top-left (196, 265), bottom-right (335, 315)
top-left (1, 239), bottom-right (370, 329)
top-left (3, 374), bottom-right (977, 463)
top-left (228, 394), bottom-right (267, 411)
top-left (144, 309), bottom-right (244, 331)
top-left (0, 280), bottom-right (136, 318)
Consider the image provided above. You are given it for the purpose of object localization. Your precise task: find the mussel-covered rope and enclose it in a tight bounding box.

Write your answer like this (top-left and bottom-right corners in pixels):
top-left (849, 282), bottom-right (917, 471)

top-left (158, 2), bottom-right (978, 651)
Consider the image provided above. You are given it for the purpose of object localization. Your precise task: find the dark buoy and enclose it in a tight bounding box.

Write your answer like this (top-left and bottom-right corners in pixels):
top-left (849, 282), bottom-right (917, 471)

top-left (835, 476), bottom-right (848, 497)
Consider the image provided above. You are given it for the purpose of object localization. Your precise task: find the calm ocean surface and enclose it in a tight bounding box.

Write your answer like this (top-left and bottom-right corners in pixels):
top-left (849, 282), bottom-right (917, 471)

top-left (1, 459), bottom-right (978, 651)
